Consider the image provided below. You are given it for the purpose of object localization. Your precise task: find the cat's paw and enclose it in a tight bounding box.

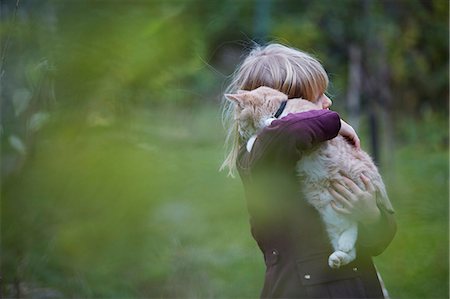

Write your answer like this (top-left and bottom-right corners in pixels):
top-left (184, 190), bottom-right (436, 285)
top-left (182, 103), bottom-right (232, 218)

top-left (328, 251), bottom-right (349, 269)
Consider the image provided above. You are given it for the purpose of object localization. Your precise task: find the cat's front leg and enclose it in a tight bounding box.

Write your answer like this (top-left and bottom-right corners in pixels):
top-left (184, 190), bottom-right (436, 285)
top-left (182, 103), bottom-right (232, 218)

top-left (338, 223), bottom-right (358, 253)
top-left (328, 223), bottom-right (358, 269)
top-left (328, 248), bottom-right (356, 269)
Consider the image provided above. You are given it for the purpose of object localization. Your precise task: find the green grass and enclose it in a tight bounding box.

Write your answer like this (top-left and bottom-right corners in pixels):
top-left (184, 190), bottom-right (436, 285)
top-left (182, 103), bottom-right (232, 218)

top-left (375, 142), bottom-right (449, 299)
top-left (2, 105), bottom-right (448, 298)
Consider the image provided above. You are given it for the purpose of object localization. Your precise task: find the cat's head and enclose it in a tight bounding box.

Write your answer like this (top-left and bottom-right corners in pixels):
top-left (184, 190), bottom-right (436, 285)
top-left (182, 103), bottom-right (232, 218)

top-left (285, 97), bottom-right (322, 113)
top-left (225, 86), bottom-right (288, 139)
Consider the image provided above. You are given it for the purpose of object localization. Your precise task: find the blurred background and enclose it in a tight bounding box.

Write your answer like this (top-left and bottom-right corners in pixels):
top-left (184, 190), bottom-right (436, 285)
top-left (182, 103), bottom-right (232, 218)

top-left (1, 0), bottom-right (448, 298)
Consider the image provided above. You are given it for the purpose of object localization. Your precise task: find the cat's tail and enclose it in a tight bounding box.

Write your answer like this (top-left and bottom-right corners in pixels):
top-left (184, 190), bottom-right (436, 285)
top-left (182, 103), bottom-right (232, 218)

top-left (374, 180), bottom-right (395, 214)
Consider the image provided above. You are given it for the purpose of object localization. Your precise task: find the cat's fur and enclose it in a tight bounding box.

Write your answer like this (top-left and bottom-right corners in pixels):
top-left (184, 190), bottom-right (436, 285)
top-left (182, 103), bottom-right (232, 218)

top-left (226, 86), bottom-right (394, 269)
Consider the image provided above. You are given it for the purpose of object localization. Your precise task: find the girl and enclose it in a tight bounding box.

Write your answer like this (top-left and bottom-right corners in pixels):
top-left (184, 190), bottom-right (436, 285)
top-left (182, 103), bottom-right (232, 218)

top-left (221, 43), bottom-right (396, 298)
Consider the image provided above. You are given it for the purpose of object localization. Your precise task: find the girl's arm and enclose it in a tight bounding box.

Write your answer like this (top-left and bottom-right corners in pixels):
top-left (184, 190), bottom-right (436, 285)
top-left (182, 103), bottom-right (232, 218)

top-left (357, 205), bottom-right (396, 256)
top-left (264, 110), bottom-right (341, 154)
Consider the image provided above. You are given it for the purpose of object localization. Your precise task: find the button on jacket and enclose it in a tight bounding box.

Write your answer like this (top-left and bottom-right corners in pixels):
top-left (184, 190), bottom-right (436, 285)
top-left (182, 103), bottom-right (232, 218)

top-left (237, 110), bottom-right (396, 299)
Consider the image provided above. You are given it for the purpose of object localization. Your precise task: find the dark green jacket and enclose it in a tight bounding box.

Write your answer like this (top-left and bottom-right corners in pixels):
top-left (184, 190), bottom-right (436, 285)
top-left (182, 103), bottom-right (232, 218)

top-left (237, 110), bottom-right (396, 298)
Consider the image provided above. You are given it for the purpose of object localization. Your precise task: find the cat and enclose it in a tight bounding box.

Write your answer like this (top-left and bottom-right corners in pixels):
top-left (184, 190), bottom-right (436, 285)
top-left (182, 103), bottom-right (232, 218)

top-left (225, 86), bottom-right (394, 269)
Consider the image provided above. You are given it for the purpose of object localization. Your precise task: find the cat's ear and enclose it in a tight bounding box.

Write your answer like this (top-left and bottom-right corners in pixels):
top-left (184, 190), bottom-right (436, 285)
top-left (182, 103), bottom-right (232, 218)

top-left (225, 93), bottom-right (246, 108)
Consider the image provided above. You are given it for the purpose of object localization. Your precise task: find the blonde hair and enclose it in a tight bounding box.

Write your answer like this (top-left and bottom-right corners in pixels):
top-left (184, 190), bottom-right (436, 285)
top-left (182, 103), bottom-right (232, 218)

top-left (221, 43), bottom-right (329, 176)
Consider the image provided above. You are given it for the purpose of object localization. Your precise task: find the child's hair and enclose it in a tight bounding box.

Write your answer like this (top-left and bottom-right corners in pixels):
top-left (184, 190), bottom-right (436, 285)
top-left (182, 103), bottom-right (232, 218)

top-left (221, 43), bottom-right (329, 176)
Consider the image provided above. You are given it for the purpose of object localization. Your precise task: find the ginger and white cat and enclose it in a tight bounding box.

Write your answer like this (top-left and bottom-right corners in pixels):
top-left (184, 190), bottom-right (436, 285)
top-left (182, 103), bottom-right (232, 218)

top-left (226, 86), bottom-right (394, 269)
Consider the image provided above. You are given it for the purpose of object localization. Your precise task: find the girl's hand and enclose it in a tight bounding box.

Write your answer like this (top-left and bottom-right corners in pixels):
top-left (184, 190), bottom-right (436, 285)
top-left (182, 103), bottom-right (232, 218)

top-left (339, 120), bottom-right (360, 150)
top-left (329, 174), bottom-right (381, 225)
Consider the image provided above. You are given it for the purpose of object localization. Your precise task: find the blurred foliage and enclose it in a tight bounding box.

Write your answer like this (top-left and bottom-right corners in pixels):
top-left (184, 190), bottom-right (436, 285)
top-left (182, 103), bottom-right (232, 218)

top-left (1, 0), bottom-right (448, 298)
top-left (2, 106), bottom-right (263, 297)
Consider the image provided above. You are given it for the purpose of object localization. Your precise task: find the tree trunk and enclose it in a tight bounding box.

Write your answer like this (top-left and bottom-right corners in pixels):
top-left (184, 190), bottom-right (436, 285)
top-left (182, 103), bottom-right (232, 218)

top-left (346, 44), bottom-right (362, 131)
top-left (362, 0), bottom-right (395, 174)
top-left (376, 34), bottom-right (396, 178)
top-left (363, 0), bottom-right (380, 165)
top-left (253, 0), bottom-right (271, 44)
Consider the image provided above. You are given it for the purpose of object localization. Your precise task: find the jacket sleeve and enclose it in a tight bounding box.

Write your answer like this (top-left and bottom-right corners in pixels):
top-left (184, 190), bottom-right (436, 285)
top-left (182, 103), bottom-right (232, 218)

top-left (263, 110), bottom-right (341, 156)
top-left (357, 205), bottom-right (397, 256)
